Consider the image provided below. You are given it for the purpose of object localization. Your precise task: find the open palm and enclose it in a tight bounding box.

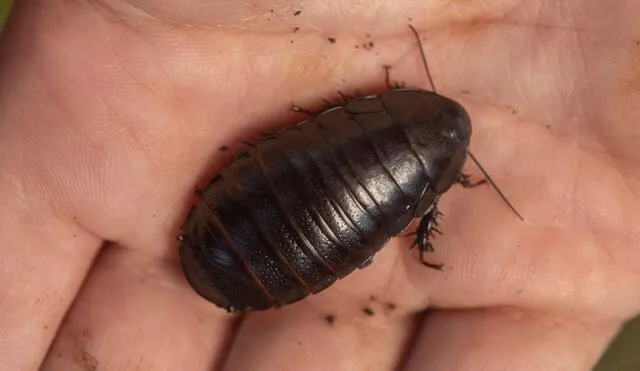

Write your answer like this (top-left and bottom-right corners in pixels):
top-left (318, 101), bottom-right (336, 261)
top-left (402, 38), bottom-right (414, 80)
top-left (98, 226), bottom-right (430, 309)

top-left (1, 1), bottom-right (639, 370)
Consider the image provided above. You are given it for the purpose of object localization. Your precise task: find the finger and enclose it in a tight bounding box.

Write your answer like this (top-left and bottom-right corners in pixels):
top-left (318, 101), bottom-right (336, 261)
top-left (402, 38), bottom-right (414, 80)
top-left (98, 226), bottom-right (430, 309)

top-left (0, 189), bottom-right (100, 370)
top-left (224, 299), bottom-right (417, 371)
top-left (403, 308), bottom-right (621, 371)
top-left (222, 247), bottom-right (423, 371)
top-left (41, 244), bottom-right (237, 371)
top-left (0, 7), bottom-right (104, 369)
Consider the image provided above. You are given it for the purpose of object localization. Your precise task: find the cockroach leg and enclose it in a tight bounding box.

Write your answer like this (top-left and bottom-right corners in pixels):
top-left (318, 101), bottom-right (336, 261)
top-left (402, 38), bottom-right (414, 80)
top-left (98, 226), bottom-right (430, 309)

top-left (456, 172), bottom-right (487, 188)
top-left (291, 104), bottom-right (323, 116)
top-left (337, 90), bottom-right (350, 104)
top-left (410, 207), bottom-right (444, 271)
top-left (383, 65), bottom-right (405, 89)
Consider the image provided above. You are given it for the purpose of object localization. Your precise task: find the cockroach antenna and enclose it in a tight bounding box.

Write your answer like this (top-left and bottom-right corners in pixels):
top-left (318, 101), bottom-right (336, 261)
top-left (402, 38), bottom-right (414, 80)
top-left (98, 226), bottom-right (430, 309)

top-left (409, 24), bottom-right (523, 221)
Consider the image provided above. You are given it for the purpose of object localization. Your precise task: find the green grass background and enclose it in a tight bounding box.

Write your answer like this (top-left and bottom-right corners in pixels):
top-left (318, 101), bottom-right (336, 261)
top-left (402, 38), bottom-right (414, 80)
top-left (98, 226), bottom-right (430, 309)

top-left (0, 1), bottom-right (637, 369)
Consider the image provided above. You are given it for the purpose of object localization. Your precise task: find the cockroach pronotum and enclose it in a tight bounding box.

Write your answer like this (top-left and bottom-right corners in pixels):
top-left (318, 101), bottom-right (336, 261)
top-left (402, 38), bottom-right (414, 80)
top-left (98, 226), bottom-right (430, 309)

top-left (178, 25), bottom-right (522, 312)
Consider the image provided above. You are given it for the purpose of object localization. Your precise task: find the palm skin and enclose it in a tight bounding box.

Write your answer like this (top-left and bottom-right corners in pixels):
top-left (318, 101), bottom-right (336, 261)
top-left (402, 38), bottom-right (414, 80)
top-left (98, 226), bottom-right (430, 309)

top-left (0, 1), bottom-right (639, 370)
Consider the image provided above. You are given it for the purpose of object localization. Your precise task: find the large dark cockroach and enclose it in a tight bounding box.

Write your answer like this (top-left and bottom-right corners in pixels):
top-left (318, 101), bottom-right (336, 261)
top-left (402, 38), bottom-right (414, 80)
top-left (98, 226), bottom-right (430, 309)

top-left (178, 25), bottom-right (522, 312)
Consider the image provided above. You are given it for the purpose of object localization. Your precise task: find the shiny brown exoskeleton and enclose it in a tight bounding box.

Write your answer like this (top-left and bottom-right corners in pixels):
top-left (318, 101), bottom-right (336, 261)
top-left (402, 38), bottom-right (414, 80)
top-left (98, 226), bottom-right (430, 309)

top-left (178, 25), bottom-right (521, 312)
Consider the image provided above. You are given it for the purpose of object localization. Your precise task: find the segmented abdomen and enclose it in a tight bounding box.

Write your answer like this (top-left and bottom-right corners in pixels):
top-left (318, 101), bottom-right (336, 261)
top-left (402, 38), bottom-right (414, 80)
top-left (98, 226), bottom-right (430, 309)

top-left (180, 98), bottom-right (431, 311)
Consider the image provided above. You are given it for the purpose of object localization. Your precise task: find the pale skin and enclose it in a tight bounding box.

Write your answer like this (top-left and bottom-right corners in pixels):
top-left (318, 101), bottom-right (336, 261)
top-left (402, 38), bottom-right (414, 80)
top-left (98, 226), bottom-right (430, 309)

top-left (1, 0), bottom-right (640, 370)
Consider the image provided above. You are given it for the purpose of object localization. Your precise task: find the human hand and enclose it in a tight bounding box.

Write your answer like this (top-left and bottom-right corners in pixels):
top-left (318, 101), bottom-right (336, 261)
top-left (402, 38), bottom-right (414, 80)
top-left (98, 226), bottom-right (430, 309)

top-left (0, 1), bottom-right (638, 370)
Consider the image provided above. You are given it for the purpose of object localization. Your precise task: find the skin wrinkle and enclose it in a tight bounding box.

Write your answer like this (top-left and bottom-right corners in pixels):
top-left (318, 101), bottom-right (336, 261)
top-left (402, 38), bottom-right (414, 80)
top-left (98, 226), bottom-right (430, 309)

top-left (88, 93), bottom-right (159, 199)
top-left (451, 33), bottom-right (585, 137)
top-left (582, 103), bottom-right (640, 203)
top-left (119, 0), bottom-right (178, 25)
top-left (535, 27), bottom-right (562, 109)
top-left (117, 0), bottom-right (324, 33)
top-left (568, 141), bottom-right (581, 227)
top-left (88, 29), bottom-right (211, 174)
top-left (96, 0), bottom-right (197, 33)
top-left (623, 170), bottom-right (640, 205)
top-left (22, 37), bottom-right (108, 218)
top-left (88, 0), bottom-right (615, 37)
top-left (84, 0), bottom-right (149, 34)
top-left (528, 0), bottom-right (543, 21)
top-left (104, 32), bottom-right (158, 99)
top-left (562, 36), bottom-right (585, 123)
top-left (565, 0), bottom-right (578, 29)
top-left (572, 152), bottom-right (617, 268)
top-left (582, 167), bottom-right (640, 275)
top-left (0, 1), bottom-right (639, 370)
top-left (586, 225), bottom-right (619, 279)
top-left (443, 16), bottom-right (594, 35)
top-left (31, 65), bottom-right (73, 136)
top-left (510, 37), bottom-right (525, 103)
top-left (593, 123), bottom-right (640, 180)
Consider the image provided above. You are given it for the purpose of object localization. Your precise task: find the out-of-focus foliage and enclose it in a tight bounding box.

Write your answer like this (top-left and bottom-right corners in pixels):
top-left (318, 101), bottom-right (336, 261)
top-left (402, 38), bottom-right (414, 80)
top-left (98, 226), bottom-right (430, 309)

top-left (594, 315), bottom-right (640, 371)
top-left (0, 0), bottom-right (11, 32)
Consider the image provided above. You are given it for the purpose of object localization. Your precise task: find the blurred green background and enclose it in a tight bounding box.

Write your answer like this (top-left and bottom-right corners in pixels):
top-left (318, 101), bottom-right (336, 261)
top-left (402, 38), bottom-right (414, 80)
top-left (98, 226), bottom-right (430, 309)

top-left (0, 0), bottom-right (9, 33)
top-left (0, 0), bottom-right (637, 369)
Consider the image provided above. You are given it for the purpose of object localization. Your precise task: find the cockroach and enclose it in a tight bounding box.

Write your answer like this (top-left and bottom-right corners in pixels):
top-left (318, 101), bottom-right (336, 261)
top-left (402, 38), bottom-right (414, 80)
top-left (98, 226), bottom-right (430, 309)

top-left (178, 25), bottom-right (522, 312)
